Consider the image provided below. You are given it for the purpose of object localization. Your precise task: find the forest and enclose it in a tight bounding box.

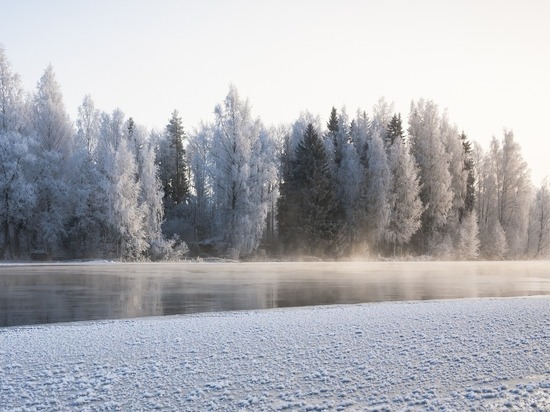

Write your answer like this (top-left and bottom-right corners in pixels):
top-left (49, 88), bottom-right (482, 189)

top-left (1, 46), bottom-right (549, 261)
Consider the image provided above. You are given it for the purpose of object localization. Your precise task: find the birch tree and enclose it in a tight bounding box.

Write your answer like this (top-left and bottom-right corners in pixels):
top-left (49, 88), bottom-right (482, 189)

top-left (209, 86), bottom-right (275, 257)
top-left (495, 131), bottom-right (531, 257)
top-left (527, 179), bottom-right (550, 258)
top-left (408, 99), bottom-right (453, 253)
top-left (385, 134), bottom-right (422, 255)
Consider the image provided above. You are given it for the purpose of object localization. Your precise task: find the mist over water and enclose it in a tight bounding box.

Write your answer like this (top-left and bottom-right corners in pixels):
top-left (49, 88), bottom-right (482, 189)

top-left (1, 261), bottom-right (549, 327)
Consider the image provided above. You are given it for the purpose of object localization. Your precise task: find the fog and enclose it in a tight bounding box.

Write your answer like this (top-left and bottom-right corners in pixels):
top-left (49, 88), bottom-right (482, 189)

top-left (1, 261), bottom-right (549, 327)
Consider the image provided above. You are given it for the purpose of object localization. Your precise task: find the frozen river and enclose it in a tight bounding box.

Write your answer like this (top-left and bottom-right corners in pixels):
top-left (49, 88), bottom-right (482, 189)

top-left (1, 260), bottom-right (549, 327)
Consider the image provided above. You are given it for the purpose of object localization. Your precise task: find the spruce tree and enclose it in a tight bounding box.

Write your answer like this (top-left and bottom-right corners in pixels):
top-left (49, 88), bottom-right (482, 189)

top-left (165, 110), bottom-right (189, 204)
top-left (276, 134), bottom-right (299, 252)
top-left (386, 113), bottom-right (404, 146)
top-left (326, 107), bottom-right (343, 167)
top-left (292, 123), bottom-right (342, 256)
top-left (460, 132), bottom-right (475, 218)
top-left (326, 107), bottom-right (339, 134)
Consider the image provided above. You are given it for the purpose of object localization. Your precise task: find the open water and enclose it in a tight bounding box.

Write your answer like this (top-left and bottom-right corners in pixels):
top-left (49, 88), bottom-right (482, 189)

top-left (1, 261), bottom-right (549, 327)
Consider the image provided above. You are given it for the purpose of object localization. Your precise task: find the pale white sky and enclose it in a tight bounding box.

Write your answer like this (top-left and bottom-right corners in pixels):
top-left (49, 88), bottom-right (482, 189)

top-left (1, 0), bottom-right (549, 184)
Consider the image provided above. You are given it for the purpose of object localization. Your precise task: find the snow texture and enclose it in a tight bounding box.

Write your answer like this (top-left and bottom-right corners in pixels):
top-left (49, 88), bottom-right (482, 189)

top-left (1, 297), bottom-right (549, 411)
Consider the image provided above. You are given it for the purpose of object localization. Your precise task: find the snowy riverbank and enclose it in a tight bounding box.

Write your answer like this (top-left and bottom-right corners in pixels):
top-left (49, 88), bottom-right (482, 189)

top-left (1, 297), bottom-right (549, 411)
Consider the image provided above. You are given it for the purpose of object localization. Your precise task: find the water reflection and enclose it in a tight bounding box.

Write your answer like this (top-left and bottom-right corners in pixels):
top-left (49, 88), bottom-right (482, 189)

top-left (0, 261), bottom-right (549, 327)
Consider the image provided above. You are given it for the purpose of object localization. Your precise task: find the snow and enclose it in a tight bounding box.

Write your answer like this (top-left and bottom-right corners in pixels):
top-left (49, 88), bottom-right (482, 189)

top-left (1, 297), bottom-right (549, 411)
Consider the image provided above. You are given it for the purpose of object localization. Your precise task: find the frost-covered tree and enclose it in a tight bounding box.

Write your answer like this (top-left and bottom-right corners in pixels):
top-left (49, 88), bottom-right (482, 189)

top-left (76, 94), bottom-right (100, 158)
top-left (0, 132), bottom-right (36, 258)
top-left (475, 132), bottom-right (531, 259)
top-left (187, 123), bottom-right (214, 245)
top-left (29, 148), bottom-right (69, 254)
top-left (408, 99), bottom-right (453, 253)
top-left (263, 124), bottom-right (287, 249)
top-left (495, 131), bottom-right (531, 257)
top-left (363, 105), bottom-right (391, 249)
top-left (128, 122), bottom-right (164, 245)
top-left (327, 108), bottom-right (363, 253)
top-left (475, 140), bottom-right (503, 258)
top-left (63, 95), bottom-right (107, 256)
top-left (350, 110), bottom-right (370, 166)
top-left (32, 65), bottom-right (73, 154)
top-left (96, 110), bottom-right (147, 259)
top-left (0, 45), bottom-right (25, 134)
top-left (0, 47), bottom-right (35, 258)
top-left (455, 210), bottom-right (480, 260)
top-left (527, 179), bottom-right (550, 258)
top-left (64, 147), bottom-right (104, 257)
top-left (28, 65), bottom-right (75, 255)
top-left (209, 86), bottom-right (276, 257)
top-left (474, 142), bottom-right (494, 231)
top-left (385, 135), bottom-right (422, 255)
top-left (480, 215), bottom-right (508, 259)
top-left (440, 112), bottom-right (467, 226)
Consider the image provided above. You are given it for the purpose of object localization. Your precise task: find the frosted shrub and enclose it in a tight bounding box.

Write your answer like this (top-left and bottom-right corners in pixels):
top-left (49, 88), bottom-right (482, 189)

top-left (149, 235), bottom-right (189, 261)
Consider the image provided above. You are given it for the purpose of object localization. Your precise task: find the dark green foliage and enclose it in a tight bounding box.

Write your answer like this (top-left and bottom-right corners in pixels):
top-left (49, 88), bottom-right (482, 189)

top-left (165, 110), bottom-right (189, 205)
top-left (327, 107), bottom-right (338, 134)
top-left (277, 123), bottom-right (343, 257)
top-left (276, 135), bottom-right (298, 252)
top-left (386, 113), bottom-right (404, 146)
top-left (461, 132), bottom-right (475, 218)
top-left (326, 106), bottom-right (343, 167)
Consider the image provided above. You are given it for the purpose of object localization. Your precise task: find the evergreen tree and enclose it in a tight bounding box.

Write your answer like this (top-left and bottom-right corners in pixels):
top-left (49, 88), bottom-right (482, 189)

top-left (386, 113), bottom-right (404, 146)
top-left (278, 123), bottom-right (342, 257)
top-left (351, 110), bottom-right (370, 168)
top-left (163, 110), bottom-right (189, 205)
top-left (276, 134), bottom-right (298, 253)
top-left (460, 132), bottom-right (475, 217)
top-left (327, 106), bottom-right (339, 134)
top-left (277, 113), bottom-right (323, 254)
top-left (325, 106), bottom-right (344, 167)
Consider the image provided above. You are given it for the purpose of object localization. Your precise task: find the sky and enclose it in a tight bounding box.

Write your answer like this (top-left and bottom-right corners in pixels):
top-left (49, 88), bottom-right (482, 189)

top-left (1, 0), bottom-right (549, 184)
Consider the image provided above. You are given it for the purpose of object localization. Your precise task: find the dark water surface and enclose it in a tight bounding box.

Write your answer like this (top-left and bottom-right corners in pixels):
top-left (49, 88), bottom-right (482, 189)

top-left (1, 261), bottom-right (549, 327)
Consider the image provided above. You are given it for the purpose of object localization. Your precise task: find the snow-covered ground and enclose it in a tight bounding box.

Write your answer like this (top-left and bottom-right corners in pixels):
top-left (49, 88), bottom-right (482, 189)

top-left (1, 297), bottom-right (549, 411)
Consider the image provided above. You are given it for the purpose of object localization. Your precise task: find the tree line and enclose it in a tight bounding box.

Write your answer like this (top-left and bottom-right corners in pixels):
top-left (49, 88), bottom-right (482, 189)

top-left (0, 46), bottom-right (548, 260)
